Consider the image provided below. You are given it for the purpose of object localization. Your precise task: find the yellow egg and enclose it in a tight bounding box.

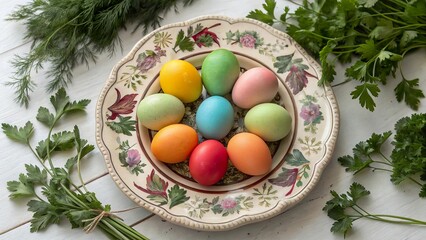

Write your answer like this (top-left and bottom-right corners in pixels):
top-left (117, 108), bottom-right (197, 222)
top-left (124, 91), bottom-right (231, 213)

top-left (159, 60), bottom-right (202, 103)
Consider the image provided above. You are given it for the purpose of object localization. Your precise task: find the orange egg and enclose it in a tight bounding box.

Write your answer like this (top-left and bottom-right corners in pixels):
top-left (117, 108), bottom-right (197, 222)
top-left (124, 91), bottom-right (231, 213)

top-left (159, 60), bottom-right (202, 103)
top-left (227, 132), bottom-right (272, 175)
top-left (151, 124), bottom-right (198, 164)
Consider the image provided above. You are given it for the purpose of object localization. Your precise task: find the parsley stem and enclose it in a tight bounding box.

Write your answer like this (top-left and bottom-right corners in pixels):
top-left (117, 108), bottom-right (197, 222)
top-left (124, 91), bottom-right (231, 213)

top-left (296, 30), bottom-right (340, 41)
top-left (60, 183), bottom-right (89, 209)
top-left (370, 214), bottom-right (426, 225)
top-left (108, 218), bottom-right (147, 240)
top-left (377, 1), bottom-right (403, 13)
top-left (394, 24), bottom-right (426, 30)
top-left (378, 152), bottom-right (392, 164)
top-left (402, 45), bottom-right (426, 56)
top-left (371, 167), bottom-right (392, 173)
top-left (363, 214), bottom-right (426, 225)
top-left (408, 177), bottom-right (423, 187)
top-left (101, 219), bottom-right (131, 240)
top-left (372, 160), bottom-right (392, 167)
top-left (77, 148), bottom-right (89, 193)
top-left (370, 8), bottom-right (406, 26)
top-left (331, 79), bottom-right (352, 88)
top-left (386, 0), bottom-right (410, 9)
top-left (96, 222), bottom-right (119, 239)
top-left (27, 143), bottom-right (54, 177)
top-left (45, 115), bottom-right (61, 175)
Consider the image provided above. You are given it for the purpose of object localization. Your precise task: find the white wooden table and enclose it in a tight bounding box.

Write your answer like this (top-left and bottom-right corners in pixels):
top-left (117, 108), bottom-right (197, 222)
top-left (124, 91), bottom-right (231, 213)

top-left (1, 1), bottom-right (425, 239)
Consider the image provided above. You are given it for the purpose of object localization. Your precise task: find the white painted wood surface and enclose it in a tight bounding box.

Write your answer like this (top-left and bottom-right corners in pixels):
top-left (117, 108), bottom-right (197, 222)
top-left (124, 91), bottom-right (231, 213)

top-left (1, 1), bottom-right (425, 239)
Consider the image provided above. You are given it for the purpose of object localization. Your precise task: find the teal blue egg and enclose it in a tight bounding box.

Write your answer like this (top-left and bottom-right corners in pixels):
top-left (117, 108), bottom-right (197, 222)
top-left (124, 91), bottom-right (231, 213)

top-left (196, 96), bottom-right (234, 139)
top-left (244, 103), bottom-right (292, 142)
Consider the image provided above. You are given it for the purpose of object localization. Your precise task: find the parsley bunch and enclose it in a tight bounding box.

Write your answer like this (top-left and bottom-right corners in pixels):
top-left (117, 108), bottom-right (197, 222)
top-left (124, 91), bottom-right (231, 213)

top-left (7, 0), bottom-right (196, 107)
top-left (339, 113), bottom-right (426, 197)
top-left (248, 0), bottom-right (426, 111)
top-left (2, 89), bottom-right (148, 239)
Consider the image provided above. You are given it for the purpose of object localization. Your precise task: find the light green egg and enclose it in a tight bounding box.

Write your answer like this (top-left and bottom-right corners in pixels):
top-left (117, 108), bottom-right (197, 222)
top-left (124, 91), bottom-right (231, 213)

top-left (137, 93), bottom-right (185, 130)
top-left (244, 103), bottom-right (292, 142)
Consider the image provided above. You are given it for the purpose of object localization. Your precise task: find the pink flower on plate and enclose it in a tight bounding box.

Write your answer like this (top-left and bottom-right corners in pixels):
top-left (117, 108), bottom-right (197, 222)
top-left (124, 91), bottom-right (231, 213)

top-left (126, 149), bottom-right (141, 167)
top-left (221, 198), bottom-right (237, 210)
top-left (239, 34), bottom-right (256, 48)
top-left (300, 103), bottom-right (321, 124)
top-left (136, 46), bottom-right (166, 73)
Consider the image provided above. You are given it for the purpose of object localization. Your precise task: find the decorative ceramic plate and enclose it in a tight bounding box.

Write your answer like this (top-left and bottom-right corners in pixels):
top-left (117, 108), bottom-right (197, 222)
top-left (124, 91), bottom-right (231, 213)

top-left (96, 16), bottom-right (339, 231)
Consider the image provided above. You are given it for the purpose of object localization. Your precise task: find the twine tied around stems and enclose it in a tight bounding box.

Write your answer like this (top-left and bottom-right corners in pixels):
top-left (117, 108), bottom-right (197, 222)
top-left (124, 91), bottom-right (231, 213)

top-left (82, 206), bottom-right (140, 233)
top-left (83, 210), bottom-right (122, 233)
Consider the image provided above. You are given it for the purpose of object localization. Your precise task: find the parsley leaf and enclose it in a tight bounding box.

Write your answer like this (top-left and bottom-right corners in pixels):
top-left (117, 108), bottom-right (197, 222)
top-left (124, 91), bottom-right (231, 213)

top-left (338, 155), bottom-right (373, 174)
top-left (50, 88), bottom-right (70, 114)
top-left (51, 131), bottom-right (75, 151)
top-left (2, 121), bottom-right (34, 144)
top-left (36, 107), bottom-right (55, 127)
top-left (330, 217), bottom-right (353, 237)
top-left (25, 164), bottom-right (48, 185)
top-left (7, 174), bottom-right (36, 199)
top-left (350, 82), bottom-right (380, 111)
top-left (65, 99), bottom-right (91, 113)
top-left (348, 182), bottom-right (370, 202)
top-left (394, 78), bottom-right (425, 111)
top-left (400, 31), bottom-right (418, 48)
top-left (247, 0), bottom-right (276, 25)
top-left (27, 200), bottom-right (61, 232)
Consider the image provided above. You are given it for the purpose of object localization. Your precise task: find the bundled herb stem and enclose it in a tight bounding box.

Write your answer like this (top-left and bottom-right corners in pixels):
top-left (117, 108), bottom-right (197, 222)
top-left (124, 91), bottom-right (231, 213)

top-left (7, 0), bottom-right (196, 107)
top-left (3, 88), bottom-right (148, 239)
top-left (248, 0), bottom-right (426, 111)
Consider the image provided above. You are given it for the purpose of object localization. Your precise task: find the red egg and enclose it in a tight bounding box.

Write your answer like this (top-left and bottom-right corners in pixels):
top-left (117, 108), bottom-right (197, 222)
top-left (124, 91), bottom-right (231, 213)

top-left (189, 140), bottom-right (228, 186)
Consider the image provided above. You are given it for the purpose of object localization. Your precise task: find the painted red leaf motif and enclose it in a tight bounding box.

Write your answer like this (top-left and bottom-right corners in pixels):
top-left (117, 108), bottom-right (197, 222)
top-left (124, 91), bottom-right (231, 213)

top-left (133, 169), bottom-right (168, 199)
top-left (286, 65), bottom-right (313, 95)
top-left (107, 88), bottom-right (138, 120)
top-left (191, 23), bottom-right (221, 47)
top-left (268, 168), bottom-right (299, 196)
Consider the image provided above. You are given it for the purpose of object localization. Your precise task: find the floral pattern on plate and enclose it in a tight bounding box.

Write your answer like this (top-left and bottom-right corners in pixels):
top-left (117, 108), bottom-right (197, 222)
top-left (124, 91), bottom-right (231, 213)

top-left (96, 16), bottom-right (339, 231)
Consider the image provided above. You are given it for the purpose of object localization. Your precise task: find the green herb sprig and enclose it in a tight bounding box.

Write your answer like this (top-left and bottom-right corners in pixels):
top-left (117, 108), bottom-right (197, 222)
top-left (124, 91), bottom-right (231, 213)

top-left (338, 113), bottom-right (426, 197)
top-left (323, 182), bottom-right (426, 237)
top-left (323, 113), bottom-right (426, 237)
top-left (248, 0), bottom-right (426, 111)
top-left (3, 88), bottom-right (148, 239)
top-left (7, 0), bottom-right (196, 107)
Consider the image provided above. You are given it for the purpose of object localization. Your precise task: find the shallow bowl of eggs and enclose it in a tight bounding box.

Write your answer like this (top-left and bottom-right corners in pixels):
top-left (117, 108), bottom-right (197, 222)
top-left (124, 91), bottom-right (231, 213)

top-left (96, 15), bottom-right (339, 231)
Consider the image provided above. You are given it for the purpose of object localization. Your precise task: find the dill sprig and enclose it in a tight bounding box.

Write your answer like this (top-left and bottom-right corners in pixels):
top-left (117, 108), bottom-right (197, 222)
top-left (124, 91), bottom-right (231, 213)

top-left (7, 0), bottom-right (196, 107)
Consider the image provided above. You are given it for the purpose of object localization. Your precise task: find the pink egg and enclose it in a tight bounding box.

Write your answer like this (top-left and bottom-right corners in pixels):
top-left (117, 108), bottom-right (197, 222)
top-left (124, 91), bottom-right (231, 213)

top-left (231, 67), bottom-right (278, 109)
